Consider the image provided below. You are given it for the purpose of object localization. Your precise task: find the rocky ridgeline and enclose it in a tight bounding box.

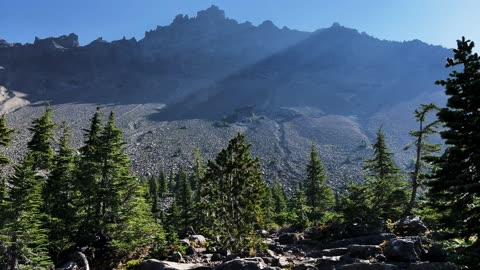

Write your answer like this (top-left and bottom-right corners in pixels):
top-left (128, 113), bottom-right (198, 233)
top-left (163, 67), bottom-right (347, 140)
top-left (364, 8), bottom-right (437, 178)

top-left (59, 217), bottom-right (460, 270)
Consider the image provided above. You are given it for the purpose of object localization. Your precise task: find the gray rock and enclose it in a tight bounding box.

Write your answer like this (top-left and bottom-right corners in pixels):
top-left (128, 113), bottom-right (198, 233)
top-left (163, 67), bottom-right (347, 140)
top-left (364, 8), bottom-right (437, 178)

top-left (214, 258), bottom-right (273, 270)
top-left (278, 233), bottom-right (300, 245)
top-left (338, 263), bottom-right (399, 270)
top-left (406, 262), bottom-right (458, 270)
top-left (422, 242), bottom-right (447, 262)
top-left (393, 216), bottom-right (428, 236)
top-left (138, 260), bottom-right (210, 270)
top-left (384, 237), bottom-right (424, 262)
top-left (328, 234), bottom-right (396, 248)
top-left (292, 264), bottom-right (317, 270)
top-left (211, 253), bottom-right (224, 262)
top-left (189, 235), bottom-right (207, 247)
top-left (169, 251), bottom-right (184, 262)
top-left (347, 245), bottom-right (382, 259)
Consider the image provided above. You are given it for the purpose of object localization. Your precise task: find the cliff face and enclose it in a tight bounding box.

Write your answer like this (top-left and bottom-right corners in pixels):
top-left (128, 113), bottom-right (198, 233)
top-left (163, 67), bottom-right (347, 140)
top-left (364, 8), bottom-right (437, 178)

top-left (0, 6), bottom-right (451, 185)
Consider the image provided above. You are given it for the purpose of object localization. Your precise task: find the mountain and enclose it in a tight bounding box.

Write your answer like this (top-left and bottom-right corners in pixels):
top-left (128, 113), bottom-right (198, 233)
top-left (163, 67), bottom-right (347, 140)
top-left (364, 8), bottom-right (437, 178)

top-left (0, 6), bottom-right (450, 188)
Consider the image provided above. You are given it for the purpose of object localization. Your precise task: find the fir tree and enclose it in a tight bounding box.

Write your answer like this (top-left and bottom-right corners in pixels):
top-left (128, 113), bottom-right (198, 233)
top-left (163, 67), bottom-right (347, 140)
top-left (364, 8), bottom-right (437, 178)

top-left (43, 125), bottom-right (77, 255)
top-left (148, 176), bottom-right (160, 214)
top-left (304, 144), bottom-right (335, 223)
top-left (290, 183), bottom-right (311, 228)
top-left (403, 104), bottom-right (441, 215)
top-left (158, 170), bottom-right (169, 197)
top-left (0, 114), bottom-right (14, 167)
top-left (0, 114), bottom-right (13, 206)
top-left (427, 37), bottom-right (480, 244)
top-left (201, 133), bottom-right (265, 251)
top-left (364, 128), bottom-right (408, 221)
top-left (27, 106), bottom-right (56, 171)
top-left (175, 169), bottom-right (194, 231)
top-left (0, 154), bottom-right (52, 269)
top-left (75, 108), bottom-right (103, 244)
top-left (338, 182), bottom-right (375, 228)
top-left (271, 181), bottom-right (289, 225)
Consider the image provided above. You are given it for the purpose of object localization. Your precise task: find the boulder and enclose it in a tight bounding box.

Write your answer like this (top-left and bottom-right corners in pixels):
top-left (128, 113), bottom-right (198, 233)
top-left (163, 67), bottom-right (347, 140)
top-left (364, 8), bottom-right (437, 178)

top-left (406, 262), bottom-right (458, 270)
top-left (211, 253), bottom-right (224, 262)
top-left (168, 251), bottom-right (184, 262)
top-left (422, 242), bottom-right (447, 262)
top-left (384, 237), bottom-right (424, 262)
top-left (257, 229), bottom-right (269, 238)
top-left (138, 260), bottom-right (210, 270)
top-left (189, 235), bottom-right (207, 247)
top-left (347, 245), bottom-right (382, 259)
top-left (292, 263), bottom-right (317, 270)
top-left (278, 233), bottom-right (300, 245)
top-left (393, 216), bottom-right (428, 236)
top-left (327, 234), bottom-right (396, 248)
top-left (338, 263), bottom-right (399, 270)
top-left (214, 258), bottom-right (275, 270)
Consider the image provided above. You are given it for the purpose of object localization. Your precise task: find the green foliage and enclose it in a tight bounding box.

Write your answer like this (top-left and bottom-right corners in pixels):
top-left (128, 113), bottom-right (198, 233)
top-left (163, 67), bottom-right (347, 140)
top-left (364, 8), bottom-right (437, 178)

top-left (27, 106), bottom-right (56, 171)
top-left (364, 128), bottom-right (408, 221)
top-left (404, 103), bottom-right (441, 215)
top-left (175, 169), bottom-right (194, 231)
top-left (43, 125), bottom-right (77, 254)
top-left (304, 144), bottom-right (335, 223)
top-left (427, 37), bottom-right (480, 245)
top-left (200, 133), bottom-right (265, 252)
top-left (338, 182), bottom-right (375, 227)
top-left (0, 114), bottom-right (14, 167)
top-left (290, 183), bottom-right (311, 228)
top-left (0, 154), bottom-right (52, 269)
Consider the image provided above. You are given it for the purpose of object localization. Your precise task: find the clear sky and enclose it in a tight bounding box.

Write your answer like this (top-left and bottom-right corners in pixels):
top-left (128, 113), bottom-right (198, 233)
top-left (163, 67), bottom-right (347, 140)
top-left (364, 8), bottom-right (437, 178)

top-left (1, 0), bottom-right (478, 48)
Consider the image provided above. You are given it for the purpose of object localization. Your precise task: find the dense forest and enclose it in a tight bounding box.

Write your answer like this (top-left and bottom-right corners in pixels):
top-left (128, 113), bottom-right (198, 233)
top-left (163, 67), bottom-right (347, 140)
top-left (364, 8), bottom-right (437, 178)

top-left (0, 38), bottom-right (478, 270)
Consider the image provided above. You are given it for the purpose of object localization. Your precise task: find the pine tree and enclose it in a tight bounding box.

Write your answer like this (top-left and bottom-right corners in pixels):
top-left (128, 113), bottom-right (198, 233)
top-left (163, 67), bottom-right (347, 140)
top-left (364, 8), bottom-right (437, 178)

top-left (0, 114), bottom-right (14, 206)
top-left (403, 104), bottom-right (441, 215)
top-left (158, 170), bottom-right (169, 197)
top-left (43, 125), bottom-right (77, 255)
top-left (290, 183), bottom-right (311, 228)
top-left (96, 112), bottom-right (161, 257)
top-left (304, 144), bottom-right (335, 223)
top-left (149, 176), bottom-right (160, 214)
top-left (0, 154), bottom-right (52, 269)
top-left (0, 114), bottom-right (14, 167)
top-left (175, 169), bottom-right (194, 231)
top-left (364, 128), bottom-right (408, 221)
top-left (427, 37), bottom-right (480, 244)
top-left (27, 106), bottom-right (56, 171)
top-left (201, 133), bottom-right (265, 251)
top-left (338, 182), bottom-right (375, 228)
top-left (271, 181), bottom-right (289, 225)
top-left (75, 108), bottom-right (103, 245)
top-left (74, 110), bottom-right (162, 264)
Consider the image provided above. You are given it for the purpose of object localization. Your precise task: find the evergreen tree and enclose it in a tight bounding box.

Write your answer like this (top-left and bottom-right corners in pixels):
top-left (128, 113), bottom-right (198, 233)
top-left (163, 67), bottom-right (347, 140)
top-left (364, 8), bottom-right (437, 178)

top-left (364, 128), bottom-right (408, 221)
top-left (427, 37), bottom-right (480, 244)
top-left (262, 185), bottom-right (275, 226)
top-left (290, 183), bottom-right (311, 227)
top-left (148, 176), bottom-right (160, 214)
top-left (158, 170), bottom-right (169, 197)
top-left (175, 169), bottom-right (194, 231)
top-left (0, 114), bottom-right (14, 167)
top-left (200, 133), bottom-right (265, 251)
top-left (43, 125), bottom-right (77, 256)
top-left (304, 144), bottom-right (335, 223)
top-left (75, 108), bottom-right (103, 245)
top-left (74, 111), bottom-right (162, 265)
top-left (0, 154), bottom-right (52, 269)
top-left (403, 104), bottom-right (441, 215)
top-left (0, 114), bottom-right (14, 206)
top-left (27, 106), bottom-right (56, 171)
top-left (270, 181), bottom-right (289, 225)
top-left (338, 182), bottom-right (375, 228)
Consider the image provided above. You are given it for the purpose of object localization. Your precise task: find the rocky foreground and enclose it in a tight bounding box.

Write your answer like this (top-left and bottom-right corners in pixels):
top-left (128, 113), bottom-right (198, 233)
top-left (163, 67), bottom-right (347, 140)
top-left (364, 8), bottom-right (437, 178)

top-left (59, 217), bottom-right (460, 270)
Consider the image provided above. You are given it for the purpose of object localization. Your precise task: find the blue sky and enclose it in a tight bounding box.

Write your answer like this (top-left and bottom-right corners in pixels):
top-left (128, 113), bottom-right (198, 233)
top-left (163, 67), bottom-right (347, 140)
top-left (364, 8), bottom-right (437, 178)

top-left (1, 0), bottom-right (478, 48)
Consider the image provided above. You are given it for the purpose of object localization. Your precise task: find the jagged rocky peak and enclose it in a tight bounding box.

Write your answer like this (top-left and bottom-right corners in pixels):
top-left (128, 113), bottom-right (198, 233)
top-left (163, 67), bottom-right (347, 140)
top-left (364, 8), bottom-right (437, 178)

top-left (259, 20), bottom-right (279, 30)
top-left (196, 5), bottom-right (226, 21)
top-left (33, 33), bottom-right (79, 50)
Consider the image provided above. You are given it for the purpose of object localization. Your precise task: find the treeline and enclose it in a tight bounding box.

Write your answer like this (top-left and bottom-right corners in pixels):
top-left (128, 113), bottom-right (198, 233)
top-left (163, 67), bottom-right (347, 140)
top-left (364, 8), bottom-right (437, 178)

top-left (0, 37), bottom-right (478, 269)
